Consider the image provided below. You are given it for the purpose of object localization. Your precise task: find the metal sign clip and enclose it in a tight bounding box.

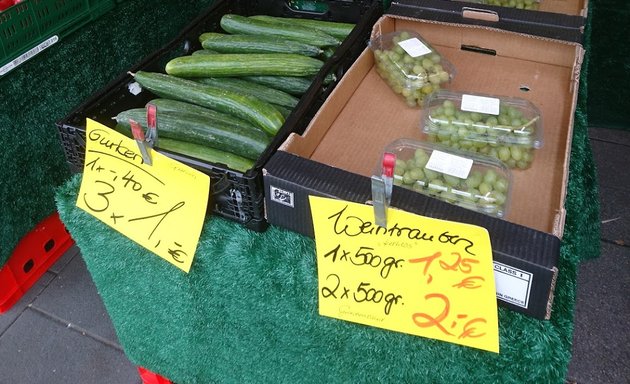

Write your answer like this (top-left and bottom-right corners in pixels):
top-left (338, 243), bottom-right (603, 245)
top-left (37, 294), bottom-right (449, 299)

top-left (371, 152), bottom-right (396, 228)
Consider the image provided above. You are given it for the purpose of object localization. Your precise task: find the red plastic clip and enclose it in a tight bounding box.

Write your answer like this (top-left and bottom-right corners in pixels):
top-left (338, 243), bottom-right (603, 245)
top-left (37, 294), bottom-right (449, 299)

top-left (130, 119), bottom-right (152, 166)
top-left (146, 103), bottom-right (158, 147)
top-left (371, 152), bottom-right (397, 228)
top-left (382, 152), bottom-right (396, 178)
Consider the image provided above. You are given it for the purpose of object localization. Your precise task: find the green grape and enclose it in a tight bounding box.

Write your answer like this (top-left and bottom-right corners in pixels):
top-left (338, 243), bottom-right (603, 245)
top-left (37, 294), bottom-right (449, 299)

top-left (428, 179), bottom-right (447, 192)
top-left (440, 191), bottom-right (458, 203)
top-left (428, 73), bottom-right (441, 84)
top-left (469, 112), bottom-right (483, 122)
top-left (510, 146), bottom-right (523, 161)
top-left (478, 182), bottom-right (492, 195)
top-left (443, 174), bottom-right (461, 187)
top-left (421, 58), bottom-right (434, 70)
top-left (494, 177), bottom-right (508, 193)
top-left (412, 65), bottom-right (426, 75)
top-left (409, 168), bottom-right (425, 180)
top-left (424, 168), bottom-right (439, 181)
top-left (466, 170), bottom-right (483, 188)
top-left (421, 84), bottom-right (434, 94)
top-left (498, 115), bottom-right (511, 126)
top-left (412, 181), bottom-right (425, 192)
top-left (487, 191), bottom-right (506, 205)
top-left (498, 146), bottom-right (511, 162)
top-left (414, 152), bottom-right (429, 168)
top-left (486, 116), bottom-right (499, 126)
top-left (402, 171), bottom-right (416, 185)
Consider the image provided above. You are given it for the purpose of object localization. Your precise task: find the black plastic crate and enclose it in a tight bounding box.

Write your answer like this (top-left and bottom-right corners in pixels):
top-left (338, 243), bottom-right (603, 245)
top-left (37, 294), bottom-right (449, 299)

top-left (56, 0), bottom-right (383, 232)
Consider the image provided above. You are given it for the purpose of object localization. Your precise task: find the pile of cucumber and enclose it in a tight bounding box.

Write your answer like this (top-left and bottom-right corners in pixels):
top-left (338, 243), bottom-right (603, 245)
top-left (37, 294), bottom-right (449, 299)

top-left (115, 14), bottom-right (355, 172)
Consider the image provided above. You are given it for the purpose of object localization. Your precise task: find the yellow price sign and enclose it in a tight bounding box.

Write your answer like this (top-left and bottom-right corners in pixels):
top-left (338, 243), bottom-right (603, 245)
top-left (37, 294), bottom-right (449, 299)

top-left (310, 196), bottom-right (499, 353)
top-left (76, 119), bottom-right (210, 273)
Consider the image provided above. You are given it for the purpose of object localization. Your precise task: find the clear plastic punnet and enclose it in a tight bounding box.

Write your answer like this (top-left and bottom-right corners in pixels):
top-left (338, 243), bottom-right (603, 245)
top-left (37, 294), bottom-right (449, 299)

top-left (369, 30), bottom-right (455, 107)
top-left (378, 138), bottom-right (513, 218)
top-left (421, 90), bottom-right (543, 170)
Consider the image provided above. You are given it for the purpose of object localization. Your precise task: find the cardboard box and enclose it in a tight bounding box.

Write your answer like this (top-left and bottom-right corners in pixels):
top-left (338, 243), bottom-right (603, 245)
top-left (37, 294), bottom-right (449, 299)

top-left (391, 0), bottom-right (586, 44)
top-left (263, 12), bottom-right (584, 319)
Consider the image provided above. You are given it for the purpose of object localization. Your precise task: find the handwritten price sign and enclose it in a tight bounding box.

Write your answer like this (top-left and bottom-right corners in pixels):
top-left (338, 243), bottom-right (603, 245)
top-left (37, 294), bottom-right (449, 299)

top-left (310, 196), bottom-right (499, 353)
top-left (76, 119), bottom-right (210, 273)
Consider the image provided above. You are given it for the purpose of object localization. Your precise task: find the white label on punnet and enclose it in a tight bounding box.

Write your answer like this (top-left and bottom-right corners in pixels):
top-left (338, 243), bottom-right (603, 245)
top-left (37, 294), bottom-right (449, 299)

top-left (461, 94), bottom-right (501, 115)
top-left (397, 38), bottom-right (432, 58)
top-left (425, 150), bottom-right (473, 179)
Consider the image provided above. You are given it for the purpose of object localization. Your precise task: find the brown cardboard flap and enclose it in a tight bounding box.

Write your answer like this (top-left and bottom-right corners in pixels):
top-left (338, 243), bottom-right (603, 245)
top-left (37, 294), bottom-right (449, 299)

top-left (283, 15), bottom-right (582, 236)
top-left (539, 0), bottom-right (587, 16)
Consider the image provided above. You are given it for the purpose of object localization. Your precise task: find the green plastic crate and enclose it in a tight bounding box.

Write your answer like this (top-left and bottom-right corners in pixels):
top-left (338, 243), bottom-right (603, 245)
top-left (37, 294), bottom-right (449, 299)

top-left (0, 0), bottom-right (116, 77)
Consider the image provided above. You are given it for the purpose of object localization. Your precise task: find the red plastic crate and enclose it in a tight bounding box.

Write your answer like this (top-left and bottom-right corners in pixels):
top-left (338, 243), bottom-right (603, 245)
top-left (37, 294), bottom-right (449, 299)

top-left (0, 0), bottom-right (15, 12)
top-left (0, 212), bottom-right (74, 313)
top-left (138, 367), bottom-right (173, 384)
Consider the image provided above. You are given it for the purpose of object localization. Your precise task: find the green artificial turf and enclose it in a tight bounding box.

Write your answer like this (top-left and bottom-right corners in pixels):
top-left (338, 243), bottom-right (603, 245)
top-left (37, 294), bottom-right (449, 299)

top-left (0, 0), bottom-right (215, 266)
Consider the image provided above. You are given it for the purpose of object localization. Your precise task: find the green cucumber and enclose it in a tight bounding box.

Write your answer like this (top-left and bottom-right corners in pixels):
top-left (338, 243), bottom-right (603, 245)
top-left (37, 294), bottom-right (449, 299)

top-left (199, 32), bottom-right (322, 57)
top-left (145, 98), bottom-right (263, 134)
top-left (194, 77), bottom-right (299, 108)
top-left (242, 75), bottom-right (313, 96)
top-left (165, 53), bottom-right (323, 78)
top-left (249, 15), bottom-right (355, 39)
top-left (132, 71), bottom-right (284, 135)
top-left (112, 123), bottom-right (254, 172)
top-left (272, 104), bottom-right (292, 119)
top-left (192, 49), bottom-right (219, 55)
top-left (115, 108), bottom-right (270, 161)
top-left (157, 138), bottom-right (255, 173)
top-left (220, 14), bottom-right (341, 47)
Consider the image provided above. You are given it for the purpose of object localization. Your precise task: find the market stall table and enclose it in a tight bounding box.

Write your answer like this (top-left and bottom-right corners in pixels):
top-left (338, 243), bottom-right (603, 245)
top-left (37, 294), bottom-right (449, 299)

top-left (47, 0), bottom-right (599, 383)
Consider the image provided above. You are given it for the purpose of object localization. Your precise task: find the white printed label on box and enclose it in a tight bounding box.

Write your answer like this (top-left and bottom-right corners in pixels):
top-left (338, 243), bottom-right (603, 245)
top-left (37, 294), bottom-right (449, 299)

top-left (425, 150), bottom-right (473, 180)
top-left (461, 94), bottom-right (501, 115)
top-left (493, 261), bottom-right (532, 308)
top-left (270, 185), bottom-right (294, 208)
top-left (0, 35), bottom-right (59, 76)
top-left (397, 38), bottom-right (431, 58)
